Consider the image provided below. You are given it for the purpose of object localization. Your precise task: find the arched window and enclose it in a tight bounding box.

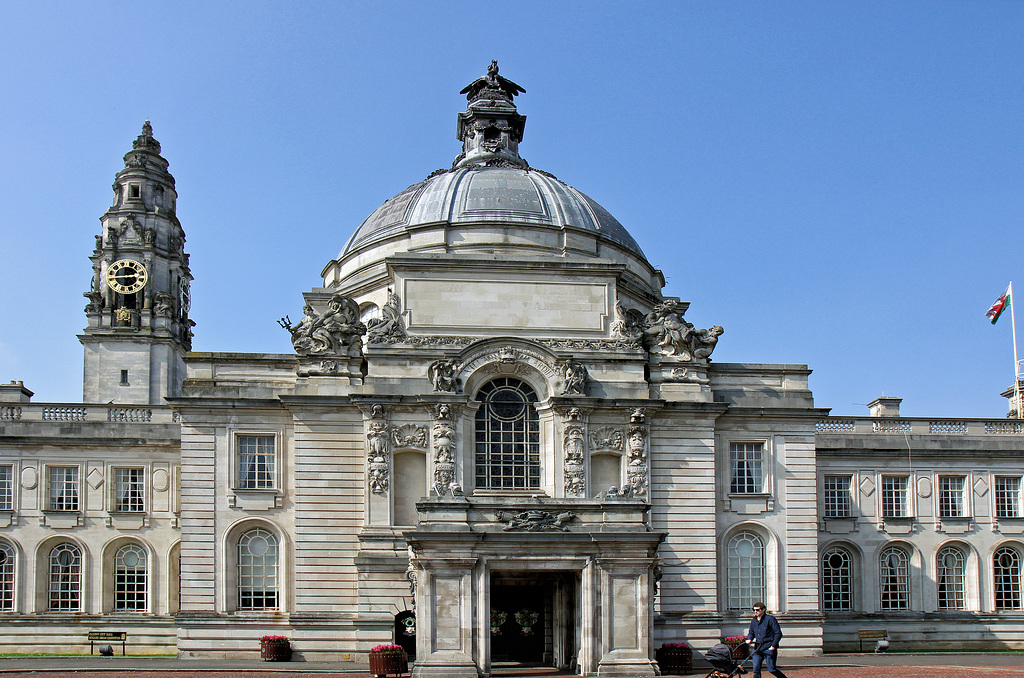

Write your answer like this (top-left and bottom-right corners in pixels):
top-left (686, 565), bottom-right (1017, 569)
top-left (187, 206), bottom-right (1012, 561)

top-left (879, 546), bottom-right (909, 610)
top-left (936, 546), bottom-right (966, 610)
top-left (49, 543), bottom-right (82, 611)
top-left (821, 546), bottom-right (852, 611)
top-left (114, 544), bottom-right (148, 612)
top-left (727, 531), bottom-right (764, 610)
top-left (0, 541), bottom-right (14, 611)
top-left (994, 546), bottom-right (1022, 610)
top-left (238, 528), bottom-right (278, 610)
top-left (474, 378), bottom-right (540, 490)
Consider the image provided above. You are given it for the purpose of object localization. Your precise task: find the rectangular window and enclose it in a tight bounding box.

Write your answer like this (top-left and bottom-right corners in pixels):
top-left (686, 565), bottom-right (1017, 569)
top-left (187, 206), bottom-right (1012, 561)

top-left (0, 465), bottom-right (12, 511)
top-left (114, 468), bottom-right (145, 512)
top-left (996, 477), bottom-right (1022, 518)
top-left (729, 442), bottom-right (763, 494)
top-left (237, 435), bottom-right (275, 489)
top-left (938, 476), bottom-right (966, 518)
top-left (49, 467), bottom-right (79, 512)
top-left (823, 475), bottom-right (852, 518)
top-left (881, 476), bottom-right (909, 518)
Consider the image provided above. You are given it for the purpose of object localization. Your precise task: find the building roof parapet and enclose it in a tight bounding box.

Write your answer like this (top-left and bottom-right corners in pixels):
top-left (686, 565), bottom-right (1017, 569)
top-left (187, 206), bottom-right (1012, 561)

top-left (816, 416), bottom-right (1024, 437)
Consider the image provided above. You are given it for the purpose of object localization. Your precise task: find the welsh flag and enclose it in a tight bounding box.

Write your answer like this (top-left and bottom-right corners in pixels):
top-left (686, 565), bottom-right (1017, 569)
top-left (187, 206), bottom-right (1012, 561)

top-left (987, 285), bottom-right (1011, 325)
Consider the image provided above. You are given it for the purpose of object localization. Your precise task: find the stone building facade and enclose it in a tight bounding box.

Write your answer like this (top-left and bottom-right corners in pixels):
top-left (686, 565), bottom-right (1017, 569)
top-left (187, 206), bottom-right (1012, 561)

top-left (0, 64), bottom-right (1022, 673)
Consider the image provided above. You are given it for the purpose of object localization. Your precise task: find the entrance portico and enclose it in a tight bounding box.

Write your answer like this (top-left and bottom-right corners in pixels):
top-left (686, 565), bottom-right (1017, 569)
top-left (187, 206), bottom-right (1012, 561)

top-left (406, 496), bottom-right (664, 678)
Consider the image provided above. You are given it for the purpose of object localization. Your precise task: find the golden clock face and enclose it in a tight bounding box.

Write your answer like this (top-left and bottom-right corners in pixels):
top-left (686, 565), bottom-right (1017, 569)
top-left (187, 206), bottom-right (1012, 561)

top-left (105, 259), bottom-right (148, 294)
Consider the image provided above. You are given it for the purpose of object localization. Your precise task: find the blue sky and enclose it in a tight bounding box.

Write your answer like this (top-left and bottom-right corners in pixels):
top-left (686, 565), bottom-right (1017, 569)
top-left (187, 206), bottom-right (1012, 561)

top-left (1, 1), bottom-right (1021, 417)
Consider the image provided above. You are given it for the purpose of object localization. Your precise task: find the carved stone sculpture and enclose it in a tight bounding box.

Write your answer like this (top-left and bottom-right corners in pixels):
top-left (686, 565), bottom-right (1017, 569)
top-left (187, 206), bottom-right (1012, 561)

top-left (154, 291), bottom-right (173, 316)
top-left (624, 413), bottom-right (649, 497)
top-left (640, 299), bottom-right (723, 361)
top-left (563, 419), bottom-right (586, 497)
top-left (590, 427), bottom-right (622, 452)
top-left (366, 418), bottom-right (390, 495)
top-left (366, 288), bottom-right (406, 343)
top-left (427, 358), bottom-right (458, 392)
top-left (611, 300), bottom-right (644, 345)
top-left (432, 407), bottom-right (457, 496)
top-left (392, 424), bottom-right (428, 449)
top-left (496, 510), bottom-right (576, 532)
top-left (279, 294), bottom-right (365, 357)
top-left (560, 360), bottom-right (588, 396)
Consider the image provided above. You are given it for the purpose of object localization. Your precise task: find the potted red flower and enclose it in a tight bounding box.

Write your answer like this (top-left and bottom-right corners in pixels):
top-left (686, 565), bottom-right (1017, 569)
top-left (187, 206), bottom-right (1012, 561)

top-left (722, 635), bottom-right (750, 660)
top-left (369, 643), bottom-right (409, 677)
top-left (655, 641), bottom-right (692, 675)
top-left (259, 634), bottom-right (291, 661)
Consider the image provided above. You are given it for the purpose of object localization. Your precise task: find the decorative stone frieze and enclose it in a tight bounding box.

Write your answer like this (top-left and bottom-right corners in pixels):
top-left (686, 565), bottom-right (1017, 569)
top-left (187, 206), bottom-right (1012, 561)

top-left (496, 509), bottom-right (576, 532)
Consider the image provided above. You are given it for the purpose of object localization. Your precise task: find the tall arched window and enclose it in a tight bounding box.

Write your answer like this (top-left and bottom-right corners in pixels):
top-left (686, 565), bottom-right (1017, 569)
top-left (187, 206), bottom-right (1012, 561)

top-left (0, 540), bottom-right (14, 611)
top-left (238, 528), bottom-right (279, 610)
top-left (114, 543), bottom-right (148, 612)
top-left (474, 378), bottom-right (540, 490)
top-left (727, 531), bottom-right (765, 610)
top-left (994, 546), bottom-right (1022, 610)
top-left (821, 546), bottom-right (853, 611)
top-left (936, 546), bottom-right (966, 610)
top-left (49, 543), bottom-right (82, 611)
top-left (879, 546), bottom-right (909, 610)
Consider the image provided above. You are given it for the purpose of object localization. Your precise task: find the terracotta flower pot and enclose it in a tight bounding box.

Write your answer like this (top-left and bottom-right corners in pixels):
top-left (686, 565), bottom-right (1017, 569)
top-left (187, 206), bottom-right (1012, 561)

top-left (369, 650), bottom-right (409, 677)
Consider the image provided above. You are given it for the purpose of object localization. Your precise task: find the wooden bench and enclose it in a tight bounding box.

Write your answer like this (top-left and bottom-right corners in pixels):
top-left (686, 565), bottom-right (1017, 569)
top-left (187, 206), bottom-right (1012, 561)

top-left (88, 631), bottom-right (127, 656)
top-left (857, 628), bottom-right (887, 652)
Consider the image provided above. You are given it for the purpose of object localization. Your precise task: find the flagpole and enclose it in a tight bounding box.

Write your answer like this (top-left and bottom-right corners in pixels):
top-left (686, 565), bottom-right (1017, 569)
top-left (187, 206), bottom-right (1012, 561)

top-left (1010, 281), bottom-right (1022, 418)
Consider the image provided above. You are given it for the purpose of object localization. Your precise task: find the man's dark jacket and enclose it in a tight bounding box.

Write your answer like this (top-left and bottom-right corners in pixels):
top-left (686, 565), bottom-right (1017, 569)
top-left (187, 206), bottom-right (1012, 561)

top-left (746, 613), bottom-right (783, 649)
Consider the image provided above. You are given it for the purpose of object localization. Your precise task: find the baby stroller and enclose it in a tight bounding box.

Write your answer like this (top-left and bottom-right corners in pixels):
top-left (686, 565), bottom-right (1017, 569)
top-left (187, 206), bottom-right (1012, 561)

top-left (703, 641), bottom-right (753, 678)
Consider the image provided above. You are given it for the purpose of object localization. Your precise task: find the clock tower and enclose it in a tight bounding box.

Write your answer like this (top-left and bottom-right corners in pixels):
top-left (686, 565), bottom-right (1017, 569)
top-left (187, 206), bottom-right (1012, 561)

top-left (79, 122), bottom-right (193, 405)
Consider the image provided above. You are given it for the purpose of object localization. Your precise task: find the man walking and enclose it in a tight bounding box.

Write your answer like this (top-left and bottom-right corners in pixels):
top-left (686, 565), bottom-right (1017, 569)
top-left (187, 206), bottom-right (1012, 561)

top-left (746, 602), bottom-right (788, 678)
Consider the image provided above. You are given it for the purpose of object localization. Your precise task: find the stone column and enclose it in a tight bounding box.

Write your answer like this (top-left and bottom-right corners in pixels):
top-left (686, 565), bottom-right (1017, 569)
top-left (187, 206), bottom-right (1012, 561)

top-left (596, 558), bottom-right (658, 677)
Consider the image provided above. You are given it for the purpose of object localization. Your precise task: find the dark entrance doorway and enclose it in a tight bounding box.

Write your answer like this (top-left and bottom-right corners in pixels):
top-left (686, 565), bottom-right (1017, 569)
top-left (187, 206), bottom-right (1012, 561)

top-left (489, 571), bottom-right (576, 668)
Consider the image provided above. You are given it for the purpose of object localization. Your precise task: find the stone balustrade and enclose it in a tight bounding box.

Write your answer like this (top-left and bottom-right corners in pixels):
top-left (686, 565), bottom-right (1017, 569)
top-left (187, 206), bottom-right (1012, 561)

top-left (816, 416), bottom-right (1024, 436)
top-left (0, 402), bottom-right (177, 424)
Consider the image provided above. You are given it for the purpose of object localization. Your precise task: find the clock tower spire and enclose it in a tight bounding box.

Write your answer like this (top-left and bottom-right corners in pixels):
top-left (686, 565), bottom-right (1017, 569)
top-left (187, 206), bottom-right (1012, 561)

top-left (80, 121), bottom-right (193, 405)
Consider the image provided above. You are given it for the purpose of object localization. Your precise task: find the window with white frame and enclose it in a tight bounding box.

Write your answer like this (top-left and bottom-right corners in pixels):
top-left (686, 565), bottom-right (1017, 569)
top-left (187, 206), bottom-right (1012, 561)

top-left (936, 546), bottom-right (966, 610)
top-left (48, 467), bottom-right (79, 512)
top-left (474, 378), bottom-right (541, 490)
top-left (114, 543), bottom-right (148, 611)
top-left (938, 476), bottom-right (967, 518)
top-left (237, 528), bottom-right (279, 610)
top-left (48, 543), bottom-right (82, 611)
top-left (881, 476), bottom-right (909, 518)
top-left (821, 546), bottom-right (853, 610)
top-left (994, 546), bottom-right (1022, 610)
top-left (0, 540), bottom-right (14, 611)
top-left (726, 531), bottom-right (765, 610)
top-left (0, 465), bottom-right (12, 511)
top-left (236, 436), bottom-right (275, 490)
top-left (996, 477), bottom-right (1022, 518)
top-left (729, 443), bottom-right (763, 494)
top-left (823, 475), bottom-right (852, 518)
top-left (879, 546), bottom-right (909, 610)
top-left (114, 468), bottom-right (145, 512)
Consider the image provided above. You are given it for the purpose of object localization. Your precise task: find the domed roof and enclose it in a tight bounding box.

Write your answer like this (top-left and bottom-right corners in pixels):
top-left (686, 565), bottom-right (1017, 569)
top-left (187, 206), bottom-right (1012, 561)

top-left (339, 166), bottom-right (644, 259)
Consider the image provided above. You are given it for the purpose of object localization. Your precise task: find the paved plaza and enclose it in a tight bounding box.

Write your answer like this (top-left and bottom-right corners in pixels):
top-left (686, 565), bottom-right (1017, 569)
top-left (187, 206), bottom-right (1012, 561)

top-left (1, 655), bottom-right (1024, 677)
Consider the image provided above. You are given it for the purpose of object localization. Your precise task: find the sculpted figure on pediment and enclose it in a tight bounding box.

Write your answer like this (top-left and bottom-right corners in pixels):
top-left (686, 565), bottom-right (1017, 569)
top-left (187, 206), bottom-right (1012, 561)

top-left (560, 359), bottom-right (588, 396)
top-left (428, 358), bottom-right (458, 392)
top-left (366, 288), bottom-right (407, 343)
top-left (641, 299), bottom-right (723, 361)
top-left (279, 294), bottom-right (365, 357)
